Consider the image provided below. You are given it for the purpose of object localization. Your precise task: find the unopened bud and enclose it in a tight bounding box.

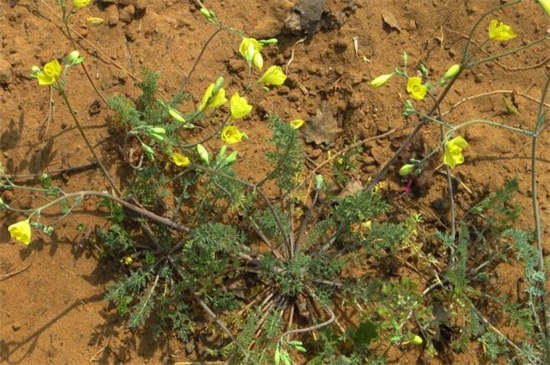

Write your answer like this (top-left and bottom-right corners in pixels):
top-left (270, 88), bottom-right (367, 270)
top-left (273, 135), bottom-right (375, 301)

top-left (443, 64), bottom-right (461, 79)
top-left (197, 144), bottom-right (209, 165)
top-left (411, 335), bottom-right (423, 345)
top-left (399, 163), bottom-right (416, 176)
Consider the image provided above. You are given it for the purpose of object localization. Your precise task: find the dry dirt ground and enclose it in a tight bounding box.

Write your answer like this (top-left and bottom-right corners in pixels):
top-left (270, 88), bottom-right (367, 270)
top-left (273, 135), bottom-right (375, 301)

top-left (0, 0), bottom-right (549, 363)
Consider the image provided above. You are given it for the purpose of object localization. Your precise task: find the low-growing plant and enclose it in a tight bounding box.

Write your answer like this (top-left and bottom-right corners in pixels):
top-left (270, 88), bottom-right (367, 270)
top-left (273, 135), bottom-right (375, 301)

top-left (3, 1), bottom-right (550, 364)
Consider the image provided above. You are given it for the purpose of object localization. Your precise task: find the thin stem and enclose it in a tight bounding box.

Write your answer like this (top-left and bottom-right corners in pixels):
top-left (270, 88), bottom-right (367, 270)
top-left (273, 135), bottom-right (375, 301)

top-left (468, 34), bottom-right (550, 69)
top-left (31, 190), bottom-right (189, 231)
top-left (280, 286), bottom-right (335, 340)
top-left (530, 70), bottom-right (550, 362)
top-left (63, 21), bottom-right (108, 105)
top-left (178, 28), bottom-right (224, 94)
top-left (59, 89), bottom-right (121, 196)
top-left (461, 0), bottom-right (521, 63)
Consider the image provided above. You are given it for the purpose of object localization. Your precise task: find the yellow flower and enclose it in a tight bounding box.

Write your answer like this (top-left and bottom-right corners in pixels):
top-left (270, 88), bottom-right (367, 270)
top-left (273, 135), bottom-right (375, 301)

top-left (221, 126), bottom-right (246, 144)
top-left (239, 37), bottom-right (264, 70)
top-left (540, 0), bottom-right (550, 17)
top-left (443, 136), bottom-right (468, 169)
top-left (172, 152), bottom-right (191, 167)
top-left (488, 20), bottom-right (517, 41)
top-left (36, 59), bottom-right (62, 86)
top-left (230, 92), bottom-right (253, 119)
top-left (289, 119), bottom-right (304, 129)
top-left (120, 256), bottom-right (133, 265)
top-left (406, 77), bottom-right (427, 100)
top-left (259, 65), bottom-right (287, 86)
top-left (8, 219), bottom-right (32, 245)
top-left (74, 0), bottom-right (91, 7)
top-left (199, 83), bottom-right (227, 112)
top-left (370, 73), bottom-right (394, 88)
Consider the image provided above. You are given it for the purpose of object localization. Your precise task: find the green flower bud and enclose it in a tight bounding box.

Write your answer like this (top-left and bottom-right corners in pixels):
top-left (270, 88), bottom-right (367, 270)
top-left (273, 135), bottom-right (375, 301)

top-left (168, 107), bottom-right (186, 123)
top-left (259, 38), bottom-right (278, 45)
top-left (197, 144), bottom-right (209, 165)
top-left (411, 335), bottom-right (423, 345)
top-left (402, 99), bottom-right (415, 117)
top-left (212, 76), bottom-right (224, 96)
top-left (444, 64), bottom-right (461, 79)
top-left (141, 143), bottom-right (155, 161)
top-left (67, 50), bottom-right (84, 65)
top-left (370, 73), bottom-right (394, 88)
top-left (225, 151), bottom-right (238, 164)
top-left (399, 163), bottom-right (416, 176)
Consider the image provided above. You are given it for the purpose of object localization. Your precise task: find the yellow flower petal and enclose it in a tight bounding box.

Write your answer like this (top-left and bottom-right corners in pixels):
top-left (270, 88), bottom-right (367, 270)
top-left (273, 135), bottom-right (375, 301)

top-left (8, 219), bottom-right (32, 245)
top-left (406, 77), bottom-right (427, 100)
top-left (540, 0), bottom-right (550, 17)
top-left (230, 93), bottom-right (253, 119)
top-left (172, 152), bottom-right (191, 167)
top-left (36, 72), bottom-right (56, 86)
top-left (239, 38), bottom-right (264, 70)
top-left (74, 0), bottom-right (91, 8)
top-left (35, 59), bottom-right (63, 87)
top-left (221, 126), bottom-right (246, 144)
top-left (199, 83), bottom-right (227, 112)
top-left (443, 136), bottom-right (468, 169)
top-left (289, 119), bottom-right (304, 129)
top-left (488, 20), bottom-right (517, 41)
top-left (259, 65), bottom-right (287, 86)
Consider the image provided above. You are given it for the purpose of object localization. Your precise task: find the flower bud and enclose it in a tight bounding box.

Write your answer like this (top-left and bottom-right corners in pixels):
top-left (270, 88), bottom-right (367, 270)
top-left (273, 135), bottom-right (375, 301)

top-left (197, 144), bottom-right (209, 165)
top-left (150, 127), bottom-right (165, 135)
top-left (399, 163), bottom-right (416, 176)
top-left (225, 151), bottom-right (238, 164)
top-left (141, 143), bottom-right (155, 161)
top-left (443, 64), bottom-right (461, 79)
top-left (87, 17), bottom-right (104, 25)
top-left (30, 66), bottom-right (41, 77)
top-left (259, 38), bottom-right (278, 45)
top-left (402, 99), bottom-right (415, 117)
top-left (370, 73), bottom-right (394, 88)
top-left (168, 108), bottom-right (186, 123)
top-left (411, 335), bottom-right (423, 345)
top-left (212, 76), bottom-right (224, 96)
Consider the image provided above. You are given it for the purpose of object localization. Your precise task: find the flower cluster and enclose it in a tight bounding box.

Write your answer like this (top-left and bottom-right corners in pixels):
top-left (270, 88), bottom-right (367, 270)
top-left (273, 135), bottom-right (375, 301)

top-left (239, 37), bottom-right (264, 70)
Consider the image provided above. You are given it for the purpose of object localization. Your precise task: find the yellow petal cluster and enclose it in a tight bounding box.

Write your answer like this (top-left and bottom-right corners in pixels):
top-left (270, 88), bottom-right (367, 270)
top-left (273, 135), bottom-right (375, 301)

top-left (199, 83), bottom-right (227, 112)
top-left (488, 20), bottom-right (517, 41)
top-left (221, 126), bottom-right (246, 144)
top-left (259, 65), bottom-right (287, 86)
top-left (37, 59), bottom-right (62, 86)
top-left (239, 37), bottom-right (264, 70)
top-left (406, 77), bottom-right (427, 100)
top-left (289, 119), bottom-right (304, 129)
top-left (8, 219), bottom-right (32, 245)
top-left (443, 136), bottom-right (468, 169)
top-left (230, 93), bottom-right (252, 119)
top-left (172, 152), bottom-right (191, 167)
top-left (74, 0), bottom-right (91, 7)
